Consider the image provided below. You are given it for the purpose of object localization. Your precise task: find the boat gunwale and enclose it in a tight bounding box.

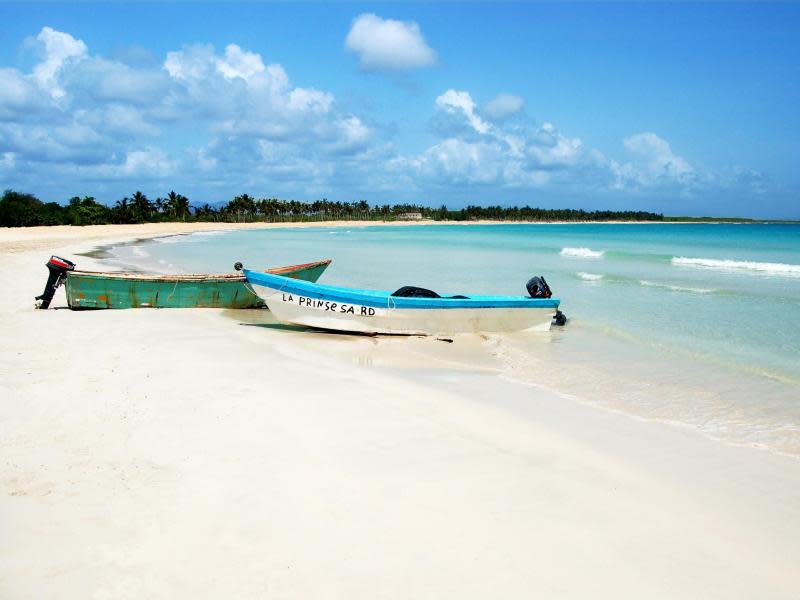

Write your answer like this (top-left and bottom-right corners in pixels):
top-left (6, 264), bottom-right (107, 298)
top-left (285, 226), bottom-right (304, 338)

top-left (68, 259), bottom-right (333, 282)
top-left (245, 269), bottom-right (560, 310)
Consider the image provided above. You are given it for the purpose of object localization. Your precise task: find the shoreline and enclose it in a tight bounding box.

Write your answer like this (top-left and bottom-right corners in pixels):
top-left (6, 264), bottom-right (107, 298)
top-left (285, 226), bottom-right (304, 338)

top-left (3, 216), bottom-right (789, 249)
top-left (4, 218), bottom-right (788, 276)
top-left (2, 224), bottom-right (800, 597)
top-left (13, 221), bottom-right (800, 461)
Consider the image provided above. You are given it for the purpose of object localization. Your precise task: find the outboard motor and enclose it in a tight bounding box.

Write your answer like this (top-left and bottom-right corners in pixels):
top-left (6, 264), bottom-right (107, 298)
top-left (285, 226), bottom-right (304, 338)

top-left (35, 255), bottom-right (75, 309)
top-left (526, 276), bottom-right (552, 299)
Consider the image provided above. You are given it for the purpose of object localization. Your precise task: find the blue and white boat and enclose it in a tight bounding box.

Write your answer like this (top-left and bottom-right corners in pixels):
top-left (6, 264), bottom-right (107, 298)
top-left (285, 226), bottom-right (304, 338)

top-left (242, 268), bottom-right (561, 335)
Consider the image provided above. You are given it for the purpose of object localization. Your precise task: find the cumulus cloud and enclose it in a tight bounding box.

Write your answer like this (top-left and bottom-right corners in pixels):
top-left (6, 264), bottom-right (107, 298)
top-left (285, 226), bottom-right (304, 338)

top-left (435, 90), bottom-right (490, 134)
top-left (0, 68), bottom-right (46, 117)
top-left (484, 93), bottom-right (524, 120)
top-left (118, 147), bottom-right (176, 178)
top-left (345, 14), bottom-right (436, 71)
top-left (31, 27), bottom-right (87, 98)
top-left (611, 132), bottom-right (694, 188)
top-left (0, 27), bottom-right (375, 199)
top-left (72, 58), bottom-right (170, 105)
top-left (216, 44), bottom-right (266, 81)
top-left (404, 89), bottom-right (589, 189)
top-left (162, 42), bottom-right (343, 142)
top-left (623, 132), bottom-right (692, 178)
top-left (527, 122), bottom-right (583, 169)
top-left (0, 27), bottom-right (769, 208)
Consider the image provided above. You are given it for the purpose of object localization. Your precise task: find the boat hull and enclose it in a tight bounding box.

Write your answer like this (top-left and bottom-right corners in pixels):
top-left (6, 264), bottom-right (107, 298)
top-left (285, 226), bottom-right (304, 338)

top-left (66, 260), bottom-right (331, 309)
top-left (248, 274), bottom-right (559, 335)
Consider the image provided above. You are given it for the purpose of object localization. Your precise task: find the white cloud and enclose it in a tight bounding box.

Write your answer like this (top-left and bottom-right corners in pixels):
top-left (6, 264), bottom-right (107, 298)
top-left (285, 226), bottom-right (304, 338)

top-left (0, 27), bottom-right (772, 209)
top-left (0, 122), bottom-right (106, 163)
top-left (527, 122), bottom-right (583, 168)
top-left (345, 14), bottom-right (436, 71)
top-left (31, 26), bottom-right (87, 98)
top-left (624, 132), bottom-right (692, 177)
top-left (326, 116), bottom-right (371, 153)
top-left (0, 27), bottom-right (374, 198)
top-left (119, 147), bottom-right (176, 177)
top-left (72, 57), bottom-right (170, 105)
top-left (162, 42), bottom-right (342, 140)
top-left (164, 44), bottom-right (215, 82)
top-left (412, 90), bottom-right (587, 188)
top-left (396, 89), bottom-right (708, 197)
top-left (216, 44), bottom-right (266, 81)
top-left (287, 87), bottom-right (334, 115)
top-left (80, 104), bottom-right (161, 138)
top-left (614, 132), bottom-right (693, 187)
top-left (0, 68), bottom-right (44, 116)
top-left (418, 138), bottom-right (506, 184)
top-left (435, 89), bottom-right (490, 134)
top-left (484, 93), bottom-right (524, 120)
top-left (0, 152), bottom-right (16, 171)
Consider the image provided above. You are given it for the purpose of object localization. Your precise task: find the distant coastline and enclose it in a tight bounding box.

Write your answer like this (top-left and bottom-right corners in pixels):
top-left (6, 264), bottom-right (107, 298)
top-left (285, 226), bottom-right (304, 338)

top-left (5, 188), bottom-right (795, 228)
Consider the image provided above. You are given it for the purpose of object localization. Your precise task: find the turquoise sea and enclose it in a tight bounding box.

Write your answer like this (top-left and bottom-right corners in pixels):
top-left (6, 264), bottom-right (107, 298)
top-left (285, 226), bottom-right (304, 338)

top-left (113, 223), bottom-right (800, 456)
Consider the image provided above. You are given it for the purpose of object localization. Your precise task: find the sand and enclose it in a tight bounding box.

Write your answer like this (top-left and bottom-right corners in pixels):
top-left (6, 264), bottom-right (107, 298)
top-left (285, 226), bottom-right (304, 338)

top-left (1, 223), bottom-right (799, 599)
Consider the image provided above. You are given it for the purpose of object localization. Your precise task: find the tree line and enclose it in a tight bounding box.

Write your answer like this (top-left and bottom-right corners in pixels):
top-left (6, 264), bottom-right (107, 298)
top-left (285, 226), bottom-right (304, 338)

top-left (0, 189), bottom-right (664, 227)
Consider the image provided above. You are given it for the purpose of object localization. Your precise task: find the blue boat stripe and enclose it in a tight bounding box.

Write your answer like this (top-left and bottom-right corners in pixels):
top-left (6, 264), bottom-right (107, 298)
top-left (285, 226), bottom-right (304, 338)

top-left (244, 270), bottom-right (560, 310)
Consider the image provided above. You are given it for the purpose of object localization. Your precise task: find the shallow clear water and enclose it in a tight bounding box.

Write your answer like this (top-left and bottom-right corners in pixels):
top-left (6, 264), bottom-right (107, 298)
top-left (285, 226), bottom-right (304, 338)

top-left (113, 223), bottom-right (800, 455)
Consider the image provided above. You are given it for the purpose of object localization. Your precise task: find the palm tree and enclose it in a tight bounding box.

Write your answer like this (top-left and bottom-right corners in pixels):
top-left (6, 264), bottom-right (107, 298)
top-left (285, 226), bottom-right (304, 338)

top-left (174, 194), bottom-right (190, 221)
top-left (113, 197), bottom-right (133, 224)
top-left (130, 191), bottom-right (152, 222)
top-left (164, 190), bottom-right (179, 218)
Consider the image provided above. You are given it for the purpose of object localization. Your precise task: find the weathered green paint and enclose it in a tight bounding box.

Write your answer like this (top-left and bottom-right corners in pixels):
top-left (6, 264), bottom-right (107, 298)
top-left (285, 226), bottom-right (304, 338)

top-left (65, 260), bottom-right (331, 309)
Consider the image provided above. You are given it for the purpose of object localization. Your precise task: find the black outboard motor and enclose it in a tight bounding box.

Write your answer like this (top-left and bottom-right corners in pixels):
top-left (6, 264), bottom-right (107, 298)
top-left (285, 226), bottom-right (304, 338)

top-left (36, 256), bottom-right (75, 309)
top-left (526, 276), bottom-right (552, 299)
top-left (391, 286), bottom-right (441, 298)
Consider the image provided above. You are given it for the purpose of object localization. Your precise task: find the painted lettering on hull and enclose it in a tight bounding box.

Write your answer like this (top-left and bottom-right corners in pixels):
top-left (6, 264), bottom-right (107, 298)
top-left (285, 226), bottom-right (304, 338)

top-left (281, 293), bottom-right (376, 317)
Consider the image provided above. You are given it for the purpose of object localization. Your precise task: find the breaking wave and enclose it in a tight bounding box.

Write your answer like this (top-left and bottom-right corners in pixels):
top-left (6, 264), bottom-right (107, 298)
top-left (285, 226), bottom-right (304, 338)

top-left (561, 247), bottom-right (604, 258)
top-left (672, 257), bottom-right (800, 277)
top-left (576, 272), bottom-right (604, 281)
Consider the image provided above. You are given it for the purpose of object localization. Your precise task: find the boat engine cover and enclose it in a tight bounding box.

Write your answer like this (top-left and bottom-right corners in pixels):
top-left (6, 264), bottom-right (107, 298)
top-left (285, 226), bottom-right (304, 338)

top-left (526, 276), bottom-right (552, 298)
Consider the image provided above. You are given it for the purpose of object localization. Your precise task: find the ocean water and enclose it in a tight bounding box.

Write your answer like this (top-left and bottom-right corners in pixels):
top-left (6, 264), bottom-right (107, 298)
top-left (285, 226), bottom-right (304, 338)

top-left (113, 223), bottom-right (800, 456)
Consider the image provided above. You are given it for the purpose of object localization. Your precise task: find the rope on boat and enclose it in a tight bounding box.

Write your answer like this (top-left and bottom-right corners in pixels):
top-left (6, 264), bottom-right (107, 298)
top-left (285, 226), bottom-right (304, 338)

top-left (166, 279), bottom-right (180, 301)
top-left (235, 261), bottom-right (289, 300)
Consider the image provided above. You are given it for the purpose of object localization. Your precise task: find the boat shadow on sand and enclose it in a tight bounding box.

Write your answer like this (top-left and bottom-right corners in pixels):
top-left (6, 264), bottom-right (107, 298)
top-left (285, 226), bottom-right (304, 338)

top-left (228, 310), bottom-right (449, 339)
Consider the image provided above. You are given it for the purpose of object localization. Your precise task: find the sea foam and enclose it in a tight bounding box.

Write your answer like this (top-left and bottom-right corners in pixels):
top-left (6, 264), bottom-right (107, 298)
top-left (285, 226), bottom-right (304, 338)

top-left (639, 280), bottom-right (715, 294)
top-left (672, 257), bottom-right (800, 277)
top-left (561, 247), bottom-right (604, 258)
top-left (191, 230), bottom-right (229, 237)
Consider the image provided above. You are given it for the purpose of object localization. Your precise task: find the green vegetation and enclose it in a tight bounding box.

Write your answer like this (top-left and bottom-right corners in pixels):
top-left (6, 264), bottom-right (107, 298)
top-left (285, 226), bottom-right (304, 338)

top-left (1, 189), bottom-right (669, 227)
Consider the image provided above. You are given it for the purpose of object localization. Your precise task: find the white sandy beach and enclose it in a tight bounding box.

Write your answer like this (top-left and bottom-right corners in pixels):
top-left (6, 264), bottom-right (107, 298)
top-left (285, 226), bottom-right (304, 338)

top-left (2, 223), bottom-right (800, 599)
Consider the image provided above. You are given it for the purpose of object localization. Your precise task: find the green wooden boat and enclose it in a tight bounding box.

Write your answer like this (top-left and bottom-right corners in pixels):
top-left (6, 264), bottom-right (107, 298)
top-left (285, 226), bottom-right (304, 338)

top-left (65, 259), bottom-right (331, 309)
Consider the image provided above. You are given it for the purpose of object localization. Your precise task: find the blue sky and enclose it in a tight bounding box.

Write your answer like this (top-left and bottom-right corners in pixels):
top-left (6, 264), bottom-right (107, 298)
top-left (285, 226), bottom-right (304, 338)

top-left (1, 2), bottom-right (798, 217)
